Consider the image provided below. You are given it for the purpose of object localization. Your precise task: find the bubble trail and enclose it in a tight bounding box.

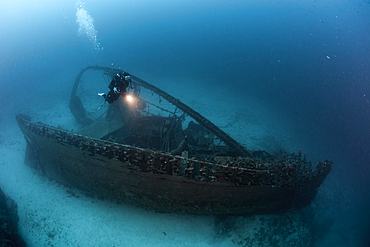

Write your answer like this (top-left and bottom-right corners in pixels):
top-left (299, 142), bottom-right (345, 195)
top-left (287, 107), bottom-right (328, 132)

top-left (76, 4), bottom-right (101, 50)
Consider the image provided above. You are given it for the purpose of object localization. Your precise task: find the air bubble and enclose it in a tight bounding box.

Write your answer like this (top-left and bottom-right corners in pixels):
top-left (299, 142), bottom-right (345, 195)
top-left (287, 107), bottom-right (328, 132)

top-left (76, 6), bottom-right (101, 51)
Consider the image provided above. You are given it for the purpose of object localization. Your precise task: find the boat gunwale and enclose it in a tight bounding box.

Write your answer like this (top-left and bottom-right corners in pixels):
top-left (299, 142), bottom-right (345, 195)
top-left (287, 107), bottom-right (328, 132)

top-left (16, 113), bottom-right (332, 190)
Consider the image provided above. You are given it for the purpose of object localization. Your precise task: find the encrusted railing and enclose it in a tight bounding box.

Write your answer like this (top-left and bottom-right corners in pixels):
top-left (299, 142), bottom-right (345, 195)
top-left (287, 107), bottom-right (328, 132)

top-left (16, 114), bottom-right (332, 191)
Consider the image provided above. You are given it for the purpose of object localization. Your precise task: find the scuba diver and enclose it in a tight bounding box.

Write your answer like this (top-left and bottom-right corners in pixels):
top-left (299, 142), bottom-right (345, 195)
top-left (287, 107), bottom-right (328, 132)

top-left (98, 72), bottom-right (131, 107)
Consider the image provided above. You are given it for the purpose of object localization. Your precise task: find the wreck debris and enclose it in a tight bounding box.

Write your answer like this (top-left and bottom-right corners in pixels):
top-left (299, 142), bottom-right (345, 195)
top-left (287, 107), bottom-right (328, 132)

top-left (16, 113), bottom-right (331, 215)
top-left (16, 66), bottom-right (332, 215)
top-left (0, 188), bottom-right (26, 247)
top-left (69, 66), bottom-right (251, 157)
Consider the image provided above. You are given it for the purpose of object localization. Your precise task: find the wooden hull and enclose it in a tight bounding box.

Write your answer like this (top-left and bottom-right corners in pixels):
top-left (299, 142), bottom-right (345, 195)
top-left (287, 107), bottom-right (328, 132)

top-left (16, 114), bottom-right (331, 215)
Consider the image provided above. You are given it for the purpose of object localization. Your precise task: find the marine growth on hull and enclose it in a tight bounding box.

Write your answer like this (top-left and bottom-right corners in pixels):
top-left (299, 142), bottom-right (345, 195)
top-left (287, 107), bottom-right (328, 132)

top-left (16, 66), bottom-right (332, 215)
top-left (68, 66), bottom-right (331, 188)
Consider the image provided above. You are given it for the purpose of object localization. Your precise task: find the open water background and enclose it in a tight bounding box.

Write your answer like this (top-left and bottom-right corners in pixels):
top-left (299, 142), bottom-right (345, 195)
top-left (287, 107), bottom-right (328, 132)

top-left (1, 0), bottom-right (370, 246)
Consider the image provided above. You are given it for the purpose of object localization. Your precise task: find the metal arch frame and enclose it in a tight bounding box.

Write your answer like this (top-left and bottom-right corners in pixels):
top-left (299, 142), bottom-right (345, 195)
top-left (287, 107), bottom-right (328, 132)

top-left (69, 66), bottom-right (251, 157)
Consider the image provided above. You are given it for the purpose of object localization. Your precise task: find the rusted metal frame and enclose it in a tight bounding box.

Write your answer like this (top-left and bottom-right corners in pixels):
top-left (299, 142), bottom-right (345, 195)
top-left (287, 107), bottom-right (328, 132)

top-left (71, 66), bottom-right (123, 98)
top-left (143, 98), bottom-right (178, 116)
top-left (130, 75), bottom-right (252, 158)
top-left (70, 66), bottom-right (251, 157)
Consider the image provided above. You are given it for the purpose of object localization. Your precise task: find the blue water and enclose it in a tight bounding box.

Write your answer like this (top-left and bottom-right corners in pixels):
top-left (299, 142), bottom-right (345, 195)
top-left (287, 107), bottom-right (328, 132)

top-left (1, 0), bottom-right (369, 246)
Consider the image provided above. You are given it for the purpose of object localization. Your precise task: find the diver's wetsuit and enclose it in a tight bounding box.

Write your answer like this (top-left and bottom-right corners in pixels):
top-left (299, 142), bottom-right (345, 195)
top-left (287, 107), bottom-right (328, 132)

top-left (104, 72), bottom-right (131, 104)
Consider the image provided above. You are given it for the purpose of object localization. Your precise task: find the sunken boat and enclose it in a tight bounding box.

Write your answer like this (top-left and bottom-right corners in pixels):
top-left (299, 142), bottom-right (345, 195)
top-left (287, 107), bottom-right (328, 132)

top-left (16, 66), bottom-right (332, 215)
